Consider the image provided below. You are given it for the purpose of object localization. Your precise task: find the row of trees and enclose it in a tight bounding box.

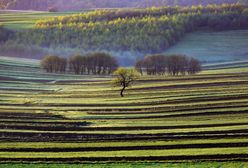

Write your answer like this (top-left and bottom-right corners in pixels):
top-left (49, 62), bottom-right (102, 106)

top-left (41, 53), bottom-right (118, 75)
top-left (41, 55), bottom-right (67, 73)
top-left (135, 55), bottom-right (201, 76)
top-left (69, 53), bottom-right (118, 75)
top-left (41, 53), bottom-right (201, 76)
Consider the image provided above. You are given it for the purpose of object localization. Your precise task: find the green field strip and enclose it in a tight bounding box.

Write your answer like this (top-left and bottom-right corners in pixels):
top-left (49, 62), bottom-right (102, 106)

top-left (0, 147), bottom-right (248, 158)
top-left (0, 117), bottom-right (247, 130)
top-left (11, 94), bottom-right (248, 107)
top-left (0, 56), bottom-right (39, 64)
top-left (25, 88), bottom-right (248, 100)
top-left (202, 68), bottom-right (248, 74)
top-left (0, 114), bottom-right (247, 128)
top-left (1, 121), bottom-right (248, 132)
top-left (1, 106), bottom-right (246, 121)
top-left (20, 88), bottom-right (248, 100)
top-left (86, 104), bottom-right (248, 115)
top-left (87, 106), bottom-right (248, 116)
top-left (1, 124), bottom-right (248, 134)
top-left (1, 142), bottom-right (248, 153)
top-left (88, 115), bottom-right (248, 127)
top-left (0, 12), bottom-right (81, 30)
top-left (0, 119), bottom-right (88, 125)
top-left (124, 86), bottom-right (248, 98)
top-left (57, 107), bottom-right (248, 120)
top-left (37, 92), bottom-right (248, 105)
top-left (2, 98), bottom-right (248, 112)
top-left (1, 162), bottom-right (248, 168)
top-left (131, 80), bottom-right (248, 92)
top-left (1, 138), bottom-right (247, 149)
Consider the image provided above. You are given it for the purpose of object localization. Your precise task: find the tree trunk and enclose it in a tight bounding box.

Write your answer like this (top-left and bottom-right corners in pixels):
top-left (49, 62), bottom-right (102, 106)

top-left (120, 86), bottom-right (126, 97)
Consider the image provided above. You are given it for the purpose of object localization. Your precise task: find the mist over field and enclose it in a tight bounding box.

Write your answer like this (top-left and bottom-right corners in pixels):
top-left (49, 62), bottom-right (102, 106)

top-left (165, 30), bottom-right (248, 63)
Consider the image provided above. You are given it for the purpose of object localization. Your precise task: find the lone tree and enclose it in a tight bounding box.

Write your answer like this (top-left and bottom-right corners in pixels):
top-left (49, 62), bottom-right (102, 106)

top-left (112, 68), bottom-right (140, 97)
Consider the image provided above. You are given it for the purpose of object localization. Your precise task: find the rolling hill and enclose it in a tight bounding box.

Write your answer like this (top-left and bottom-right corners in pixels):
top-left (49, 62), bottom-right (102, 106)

top-left (0, 0), bottom-right (247, 11)
top-left (1, 54), bottom-right (248, 166)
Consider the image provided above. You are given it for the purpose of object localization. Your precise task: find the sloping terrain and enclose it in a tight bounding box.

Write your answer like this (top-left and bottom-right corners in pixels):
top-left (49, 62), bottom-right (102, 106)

top-left (165, 30), bottom-right (248, 63)
top-left (1, 56), bottom-right (248, 165)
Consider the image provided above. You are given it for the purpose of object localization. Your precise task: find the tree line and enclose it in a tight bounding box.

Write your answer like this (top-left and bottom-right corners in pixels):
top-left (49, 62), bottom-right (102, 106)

top-left (41, 55), bottom-right (67, 73)
top-left (41, 52), bottom-right (118, 75)
top-left (135, 55), bottom-right (201, 76)
top-left (41, 53), bottom-right (201, 76)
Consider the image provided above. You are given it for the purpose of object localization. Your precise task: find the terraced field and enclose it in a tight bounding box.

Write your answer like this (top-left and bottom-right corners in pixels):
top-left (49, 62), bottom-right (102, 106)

top-left (1, 56), bottom-right (248, 167)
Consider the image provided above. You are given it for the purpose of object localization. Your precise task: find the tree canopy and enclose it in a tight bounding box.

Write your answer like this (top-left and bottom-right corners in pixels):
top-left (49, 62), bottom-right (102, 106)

top-left (112, 68), bottom-right (140, 97)
top-left (137, 54), bottom-right (201, 76)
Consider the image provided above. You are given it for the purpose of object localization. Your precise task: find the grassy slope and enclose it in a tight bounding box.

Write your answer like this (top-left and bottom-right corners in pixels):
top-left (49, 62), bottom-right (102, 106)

top-left (1, 56), bottom-right (248, 168)
top-left (165, 30), bottom-right (248, 63)
top-left (1, 11), bottom-right (248, 65)
top-left (0, 11), bottom-right (80, 30)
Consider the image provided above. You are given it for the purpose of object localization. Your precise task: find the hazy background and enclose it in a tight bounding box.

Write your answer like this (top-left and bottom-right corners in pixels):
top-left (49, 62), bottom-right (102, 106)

top-left (1, 0), bottom-right (247, 11)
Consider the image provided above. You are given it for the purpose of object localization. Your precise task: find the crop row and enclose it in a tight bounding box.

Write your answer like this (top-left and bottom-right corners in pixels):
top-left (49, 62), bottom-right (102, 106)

top-left (1, 129), bottom-right (248, 142)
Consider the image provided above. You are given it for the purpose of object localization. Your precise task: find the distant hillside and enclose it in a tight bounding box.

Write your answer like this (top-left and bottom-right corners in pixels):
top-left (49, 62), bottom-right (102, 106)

top-left (1, 4), bottom-right (248, 65)
top-left (0, 0), bottom-right (48, 10)
top-left (1, 0), bottom-right (247, 11)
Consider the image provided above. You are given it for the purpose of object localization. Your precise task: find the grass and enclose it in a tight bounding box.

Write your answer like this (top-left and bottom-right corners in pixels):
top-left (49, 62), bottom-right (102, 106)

top-left (1, 147), bottom-right (248, 158)
top-left (1, 56), bottom-right (248, 165)
top-left (1, 139), bottom-right (248, 149)
top-left (0, 11), bottom-right (80, 30)
top-left (1, 162), bottom-right (248, 168)
top-left (166, 30), bottom-right (248, 64)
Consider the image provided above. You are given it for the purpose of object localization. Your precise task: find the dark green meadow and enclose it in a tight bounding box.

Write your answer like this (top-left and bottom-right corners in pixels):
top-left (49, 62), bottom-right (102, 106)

top-left (1, 56), bottom-right (248, 167)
